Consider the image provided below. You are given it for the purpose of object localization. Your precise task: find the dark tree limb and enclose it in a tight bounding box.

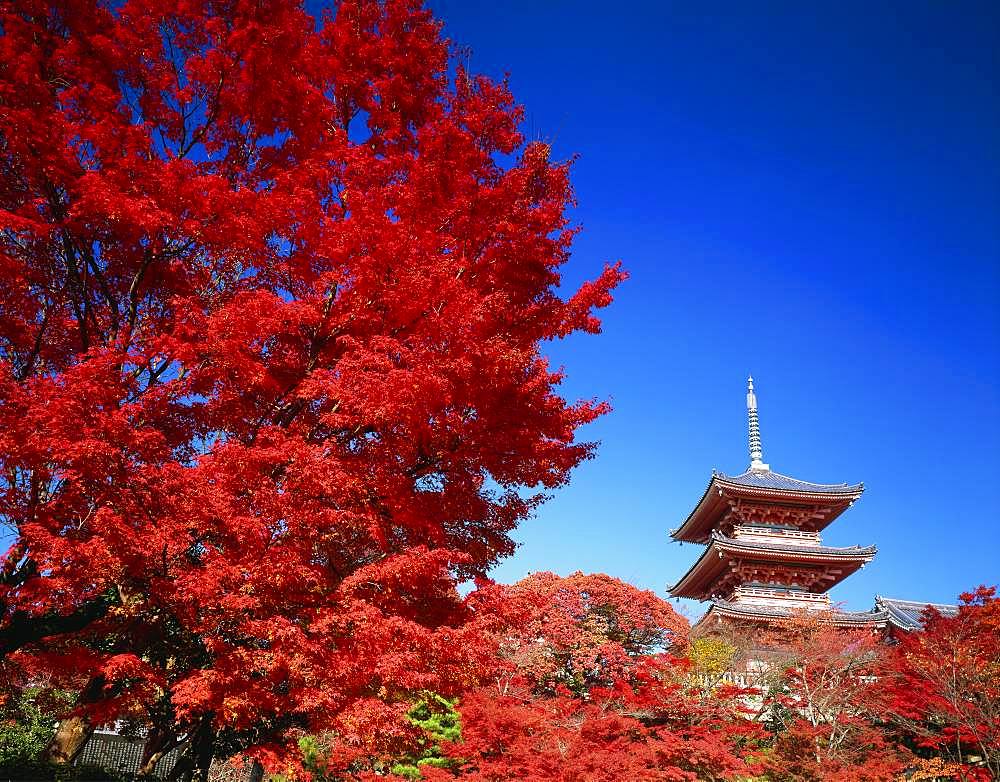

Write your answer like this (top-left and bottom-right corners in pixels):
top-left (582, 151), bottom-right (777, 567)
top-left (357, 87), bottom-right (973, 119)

top-left (0, 589), bottom-right (119, 656)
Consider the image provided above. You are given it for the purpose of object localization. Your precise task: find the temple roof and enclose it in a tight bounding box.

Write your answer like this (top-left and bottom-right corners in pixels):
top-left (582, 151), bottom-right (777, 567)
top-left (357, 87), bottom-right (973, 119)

top-left (670, 532), bottom-right (877, 600)
top-left (696, 600), bottom-right (890, 629)
top-left (874, 596), bottom-right (959, 632)
top-left (717, 469), bottom-right (864, 495)
top-left (673, 379), bottom-right (866, 543)
top-left (694, 597), bottom-right (962, 633)
top-left (707, 531), bottom-right (876, 558)
top-left (672, 469), bottom-right (864, 544)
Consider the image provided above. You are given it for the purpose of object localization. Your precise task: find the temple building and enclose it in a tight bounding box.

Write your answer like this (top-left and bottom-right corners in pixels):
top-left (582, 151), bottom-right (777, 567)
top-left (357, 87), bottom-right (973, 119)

top-left (874, 595), bottom-right (959, 636)
top-left (670, 377), bottom-right (884, 629)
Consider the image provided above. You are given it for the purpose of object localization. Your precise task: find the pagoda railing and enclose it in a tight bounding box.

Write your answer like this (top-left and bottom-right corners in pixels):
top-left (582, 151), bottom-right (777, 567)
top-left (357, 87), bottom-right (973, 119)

top-left (732, 525), bottom-right (820, 539)
top-left (732, 586), bottom-right (832, 606)
top-left (732, 525), bottom-right (821, 545)
top-left (695, 671), bottom-right (755, 688)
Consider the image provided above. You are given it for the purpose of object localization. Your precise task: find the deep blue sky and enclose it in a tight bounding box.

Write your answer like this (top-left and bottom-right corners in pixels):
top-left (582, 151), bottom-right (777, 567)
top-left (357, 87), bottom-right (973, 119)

top-left (428, 0), bottom-right (1000, 618)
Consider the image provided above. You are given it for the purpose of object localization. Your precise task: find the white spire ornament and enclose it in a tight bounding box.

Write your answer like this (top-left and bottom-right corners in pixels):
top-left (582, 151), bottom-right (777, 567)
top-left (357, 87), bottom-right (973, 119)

top-left (747, 376), bottom-right (769, 472)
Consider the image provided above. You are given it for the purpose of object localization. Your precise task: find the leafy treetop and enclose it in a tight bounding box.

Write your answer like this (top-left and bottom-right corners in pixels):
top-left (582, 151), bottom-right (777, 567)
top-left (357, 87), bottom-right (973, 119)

top-left (0, 0), bottom-right (623, 769)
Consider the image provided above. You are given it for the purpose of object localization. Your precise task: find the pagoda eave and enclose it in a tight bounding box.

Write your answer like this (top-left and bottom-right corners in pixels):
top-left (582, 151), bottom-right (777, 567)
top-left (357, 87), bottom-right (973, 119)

top-left (693, 600), bottom-right (891, 632)
top-left (669, 534), bottom-right (877, 601)
top-left (672, 472), bottom-right (863, 544)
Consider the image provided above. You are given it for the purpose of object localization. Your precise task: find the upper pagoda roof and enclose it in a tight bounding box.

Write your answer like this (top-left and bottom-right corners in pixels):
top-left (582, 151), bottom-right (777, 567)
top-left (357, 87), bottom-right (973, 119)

top-left (672, 378), bottom-right (865, 543)
top-left (874, 596), bottom-right (959, 632)
top-left (717, 468), bottom-right (863, 495)
top-left (669, 532), bottom-right (877, 600)
top-left (672, 469), bottom-right (864, 543)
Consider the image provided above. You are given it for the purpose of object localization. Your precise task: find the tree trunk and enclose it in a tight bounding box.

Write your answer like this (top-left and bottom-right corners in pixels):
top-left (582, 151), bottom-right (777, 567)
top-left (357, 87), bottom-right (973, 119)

top-left (138, 724), bottom-right (179, 777)
top-left (0, 592), bottom-right (118, 656)
top-left (194, 723), bottom-right (216, 782)
top-left (168, 717), bottom-right (215, 782)
top-left (44, 715), bottom-right (93, 765)
top-left (168, 741), bottom-right (198, 782)
top-left (44, 676), bottom-right (104, 764)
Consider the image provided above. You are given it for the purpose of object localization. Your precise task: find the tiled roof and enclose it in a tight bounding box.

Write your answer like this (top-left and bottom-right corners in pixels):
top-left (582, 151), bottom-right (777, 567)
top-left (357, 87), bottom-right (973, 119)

top-left (668, 533), bottom-right (877, 598)
top-left (695, 597), bottom-right (962, 632)
top-left (700, 600), bottom-right (890, 627)
top-left (709, 531), bottom-right (877, 558)
top-left (715, 469), bottom-right (863, 495)
top-left (671, 468), bottom-right (864, 543)
top-left (874, 596), bottom-right (959, 632)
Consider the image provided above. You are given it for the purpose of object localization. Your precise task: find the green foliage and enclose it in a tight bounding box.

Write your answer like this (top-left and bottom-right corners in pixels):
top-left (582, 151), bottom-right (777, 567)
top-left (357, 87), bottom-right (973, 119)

top-left (273, 695), bottom-right (463, 782)
top-left (0, 702), bottom-right (52, 767)
top-left (0, 686), bottom-right (118, 781)
top-left (0, 685), bottom-right (74, 768)
top-left (389, 693), bottom-right (462, 780)
top-left (297, 734), bottom-right (324, 772)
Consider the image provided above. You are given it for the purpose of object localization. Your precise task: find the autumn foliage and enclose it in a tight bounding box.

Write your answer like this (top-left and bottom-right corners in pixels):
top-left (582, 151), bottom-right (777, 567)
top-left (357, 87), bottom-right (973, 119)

top-left (1, 0), bottom-right (996, 780)
top-left (746, 615), bottom-right (911, 781)
top-left (443, 573), bottom-right (751, 781)
top-left (295, 574), bottom-right (1000, 782)
top-left (296, 572), bottom-right (755, 782)
top-left (465, 571), bottom-right (689, 694)
top-left (0, 0), bottom-right (623, 772)
top-left (881, 587), bottom-right (1000, 781)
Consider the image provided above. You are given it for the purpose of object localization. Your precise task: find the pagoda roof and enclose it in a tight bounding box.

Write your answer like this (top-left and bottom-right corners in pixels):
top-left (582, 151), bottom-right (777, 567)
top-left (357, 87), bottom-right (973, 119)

top-left (874, 596), bottom-right (959, 632)
top-left (695, 600), bottom-right (890, 629)
top-left (672, 469), bottom-right (864, 543)
top-left (717, 469), bottom-right (863, 494)
top-left (669, 532), bottom-right (877, 600)
top-left (696, 596), bottom-right (962, 632)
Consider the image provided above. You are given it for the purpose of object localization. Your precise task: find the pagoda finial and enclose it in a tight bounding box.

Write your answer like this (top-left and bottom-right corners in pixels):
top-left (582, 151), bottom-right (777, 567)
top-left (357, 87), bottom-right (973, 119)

top-left (747, 375), bottom-right (769, 472)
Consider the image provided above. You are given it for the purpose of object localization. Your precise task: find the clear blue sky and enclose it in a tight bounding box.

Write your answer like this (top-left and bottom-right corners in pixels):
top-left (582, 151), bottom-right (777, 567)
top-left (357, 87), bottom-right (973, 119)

top-left (428, 0), bottom-right (1000, 618)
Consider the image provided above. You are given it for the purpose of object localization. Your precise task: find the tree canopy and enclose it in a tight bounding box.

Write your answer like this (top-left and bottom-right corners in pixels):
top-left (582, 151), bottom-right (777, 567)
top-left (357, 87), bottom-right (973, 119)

top-left (1, 3), bottom-right (995, 782)
top-left (0, 0), bottom-right (622, 772)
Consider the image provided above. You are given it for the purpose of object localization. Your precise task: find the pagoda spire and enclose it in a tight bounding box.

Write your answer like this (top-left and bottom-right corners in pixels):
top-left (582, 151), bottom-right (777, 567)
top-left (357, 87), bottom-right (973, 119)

top-left (747, 376), bottom-right (769, 471)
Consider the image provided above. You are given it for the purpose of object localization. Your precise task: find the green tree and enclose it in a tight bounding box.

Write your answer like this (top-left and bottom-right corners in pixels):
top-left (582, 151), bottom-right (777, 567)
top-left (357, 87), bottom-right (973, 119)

top-left (0, 685), bottom-right (66, 767)
top-left (390, 694), bottom-right (462, 780)
top-left (0, 684), bottom-right (119, 781)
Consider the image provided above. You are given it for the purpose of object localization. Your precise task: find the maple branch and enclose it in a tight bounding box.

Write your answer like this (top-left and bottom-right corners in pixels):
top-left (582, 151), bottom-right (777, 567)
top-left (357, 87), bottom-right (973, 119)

top-left (40, 180), bottom-right (108, 350)
top-left (125, 246), bottom-right (157, 337)
top-left (1, 557), bottom-right (37, 589)
top-left (138, 725), bottom-right (188, 778)
top-left (15, 303), bottom-right (51, 381)
top-left (82, 244), bottom-right (120, 336)
top-left (58, 230), bottom-right (92, 350)
top-left (249, 292), bottom-right (347, 437)
top-left (0, 590), bottom-right (119, 655)
top-left (178, 73), bottom-right (227, 160)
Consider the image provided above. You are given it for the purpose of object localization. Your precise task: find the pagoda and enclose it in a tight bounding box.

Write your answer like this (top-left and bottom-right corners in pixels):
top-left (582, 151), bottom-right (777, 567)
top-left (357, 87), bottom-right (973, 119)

top-left (669, 378), bottom-right (878, 628)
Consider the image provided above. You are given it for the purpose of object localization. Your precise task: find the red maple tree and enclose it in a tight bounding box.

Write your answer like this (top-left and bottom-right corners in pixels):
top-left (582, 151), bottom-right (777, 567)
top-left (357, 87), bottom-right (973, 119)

top-left (750, 615), bottom-right (911, 782)
top-left (881, 587), bottom-right (1000, 782)
top-left (432, 574), bottom-right (753, 782)
top-left (0, 0), bottom-right (623, 774)
top-left (444, 675), bottom-right (749, 782)
top-left (466, 571), bottom-right (690, 696)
